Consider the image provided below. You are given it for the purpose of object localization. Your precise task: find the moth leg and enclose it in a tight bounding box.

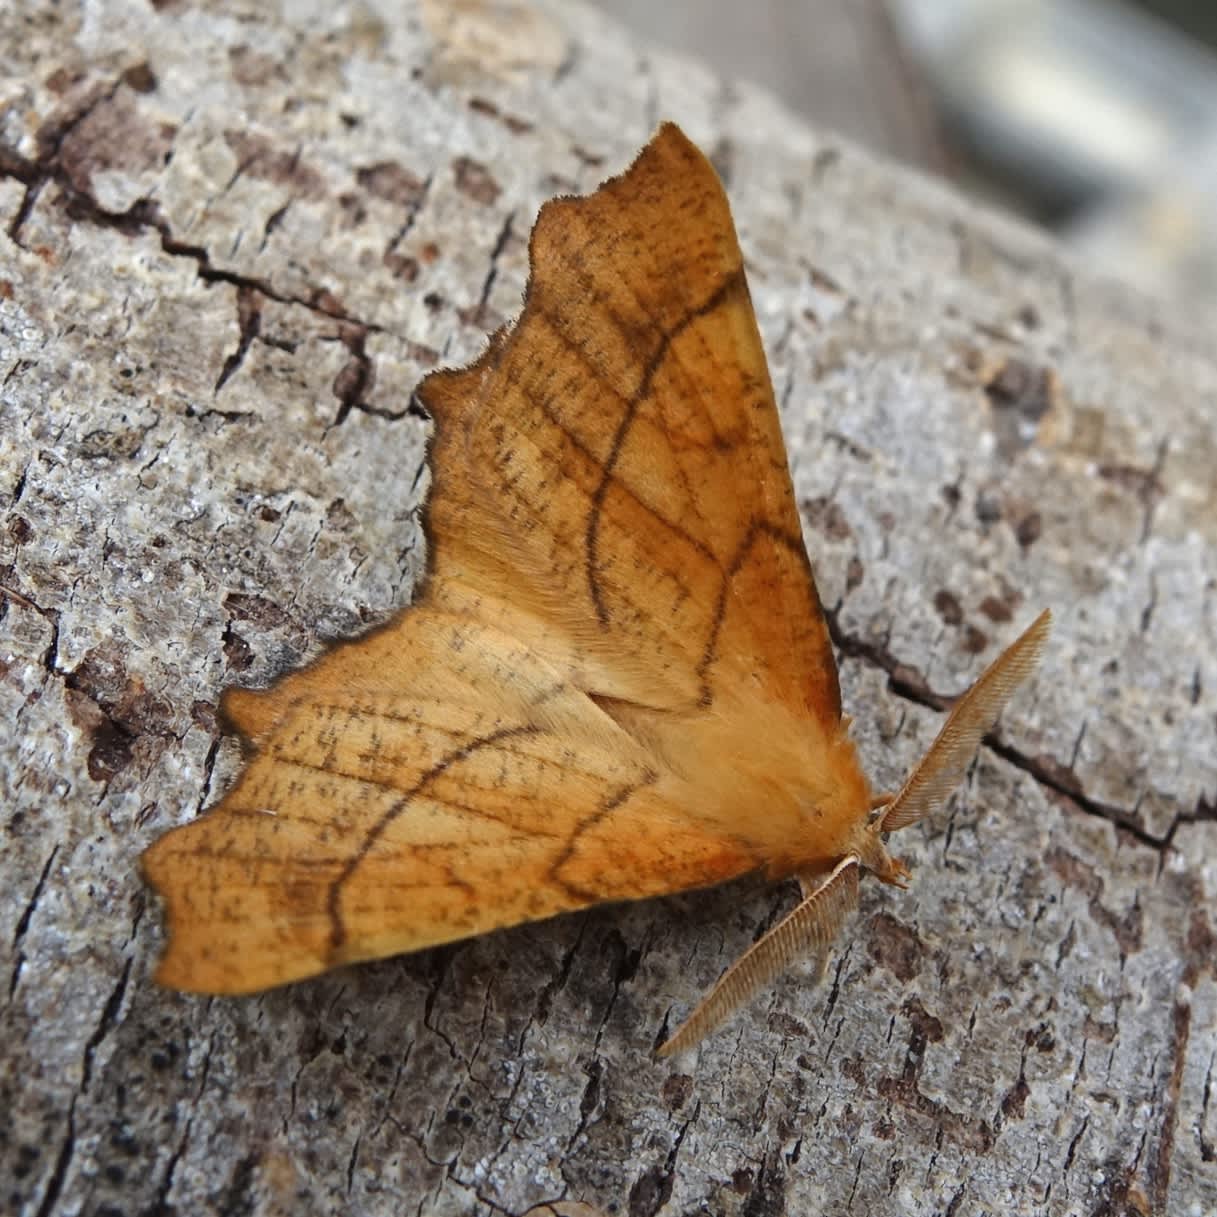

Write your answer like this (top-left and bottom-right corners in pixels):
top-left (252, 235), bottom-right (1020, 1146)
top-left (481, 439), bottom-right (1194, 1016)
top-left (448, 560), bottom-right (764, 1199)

top-left (658, 856), bottom-right (860, 1057)
top-left (870, 792), bottom-right (895, 812)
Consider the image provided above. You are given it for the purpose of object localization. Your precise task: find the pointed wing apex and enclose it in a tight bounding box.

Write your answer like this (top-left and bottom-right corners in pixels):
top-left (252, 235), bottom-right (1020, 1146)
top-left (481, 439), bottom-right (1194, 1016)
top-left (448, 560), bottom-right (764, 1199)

top-left (877, 609), bottom-right (1052, 835)
top-left (414, 122), bottom-right (843, 729)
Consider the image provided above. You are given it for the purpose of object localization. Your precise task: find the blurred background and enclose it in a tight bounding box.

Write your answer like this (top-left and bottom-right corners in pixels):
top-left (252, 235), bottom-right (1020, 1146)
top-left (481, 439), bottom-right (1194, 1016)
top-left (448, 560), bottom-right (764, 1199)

top-left (591, 0), bottom-right (1217, 308)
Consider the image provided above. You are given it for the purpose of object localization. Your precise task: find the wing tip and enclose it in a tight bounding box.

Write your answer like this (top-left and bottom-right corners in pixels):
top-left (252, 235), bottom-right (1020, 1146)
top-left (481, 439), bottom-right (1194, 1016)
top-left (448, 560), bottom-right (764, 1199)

top-left (415, 121), bottom-right (720, 431)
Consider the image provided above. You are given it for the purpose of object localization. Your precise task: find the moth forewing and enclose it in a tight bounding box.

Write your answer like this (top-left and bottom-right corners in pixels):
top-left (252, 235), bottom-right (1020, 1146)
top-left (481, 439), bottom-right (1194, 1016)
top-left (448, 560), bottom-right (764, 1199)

top-left (139, 122), bottom-right (1053, 1056)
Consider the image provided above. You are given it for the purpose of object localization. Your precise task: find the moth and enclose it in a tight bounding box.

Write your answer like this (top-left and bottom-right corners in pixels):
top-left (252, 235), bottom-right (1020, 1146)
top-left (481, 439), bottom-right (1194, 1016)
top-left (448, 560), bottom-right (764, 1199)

top-left (142, 123), bottom-right (1050, 1053)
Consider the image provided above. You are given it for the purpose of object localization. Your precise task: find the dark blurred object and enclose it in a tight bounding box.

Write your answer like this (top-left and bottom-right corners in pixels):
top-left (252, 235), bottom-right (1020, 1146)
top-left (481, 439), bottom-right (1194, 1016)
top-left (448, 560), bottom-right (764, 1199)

top-left (594, 0), bottom-right (1217, 304)
top-left (891, 0), bottom-right (1217, 303)
top-left (589, 0), bottom-right (952, 173)
top-left (1133, 1), bottom-right (1217, 48)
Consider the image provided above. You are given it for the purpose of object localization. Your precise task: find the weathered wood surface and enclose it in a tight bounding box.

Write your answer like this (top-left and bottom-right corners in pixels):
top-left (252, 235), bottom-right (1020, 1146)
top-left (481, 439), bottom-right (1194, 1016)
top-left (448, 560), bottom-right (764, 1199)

top-left (2, 2), bottom-right (1214, 1215)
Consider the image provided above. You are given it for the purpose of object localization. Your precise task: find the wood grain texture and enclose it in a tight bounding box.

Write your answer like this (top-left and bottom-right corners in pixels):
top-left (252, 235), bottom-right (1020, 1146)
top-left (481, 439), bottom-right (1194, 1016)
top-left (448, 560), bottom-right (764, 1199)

top-left (2, 2), bottom-right (1214, 1215)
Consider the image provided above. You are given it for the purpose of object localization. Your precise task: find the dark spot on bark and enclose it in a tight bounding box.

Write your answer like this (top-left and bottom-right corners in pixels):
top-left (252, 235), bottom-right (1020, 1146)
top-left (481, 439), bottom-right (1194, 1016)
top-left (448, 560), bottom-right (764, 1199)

top-left (767, 1011), bottom-right (808, 1039)
top-left (872, 1116), bottom-right (896, 1140)
top-left (13, 1143), bottom-right (41, 1179)
top-left (1017, 304), bottom-right (1040, 329)
top-left (868, 912), bottom-right (925, 982)
top-left (468, 96), bottom-right (534, 134)
top-left (731, 1167), bottom-right (753, 1195)
top-left (742, 1157), bottom-right (786, 1217)
top-left (572, 144), bottom-right (605, 168)
top-left (609, 933), bottom-right (641, 985)
top-left (845, 556), bottom-right (864, 591)
top-left (224, 591), bottom-right (291, 630)
top-left (325, 497), bottom-right (357, 532)
top-left (1047, 846), bottom-right (1100, 893)
top-left (356, 160), bottom-right (426, 207)
top-left (337, 191), bottom-right (366, 225)
top-left (628, 1164), bottom-right (673, 1217)
top-left (661, 1073), bottom-right (693, 1110)
top-left (408, 341), bottom-right (440, 367)
top-left (933, 589), bottom-right (963, 626)
top-left (222, 628), bottom-right (253, 672)
top-left (458, 300), bottom-right (503, 331)
top-left (840, 1054), bottom-right (866, 1085)
top-left (75, 426), bottom-right (145, 460)
top-left (423, 291), bottom-right (445, 312)
top-left (257, 504), bottom-right (281, 523)
top-left (332, 353), bottom-right (369, 406)
top-left (803, 495), bottom-right (852, 541)
top-left (225, 130), bottom-right (324, 196)
top-left (1001, 1074), bottom-right (1030, 1119)
top-left (1184, 909), bottom-right (1216, 986)
top-left (984, 357), bottom-right (1056, 423)
top-left (813, 146), bottom-right (841, 176)
top-left (121, 62), bottom-right (157, 93)
top-left (579, 1058), bottom-right (602, 1123)
top-left (1025, 1022), bottom-right (1056, 1053)
top-left (229, 46), bottom-right (281, 87)
top-left (83, 715), bottom-right (133, 782)
top-left (975, 493), bottom-right (1002, 524)
top-left (961, 624), bottom-right (989, 654)
top-left (44, 66), bottom-right (84, 95)
top-left (218, 1153), bottom-right (259, 1217)
top-left (806, 265), bottom-right (844, 294)
top-left (979, 594), bottom-right (1012, 623)
top-left (64, 645), bottom-right (174, 782)
top-left (903, 996), bottom-right (944, 1044)
top-left (1015, 511), bottom-right (1042, 547)
top-left (1090, 894), bottom-right (1143, 956)
top-left (58, 91), bottom-right (176, 194)
top-left (709, 136), bottom-right (734, 188)
top-left (309, 287), bottom-right (345, 315)
top-left (383, 252), bottom-right (419, 281)
top-left (8, 514), bottom-right (32, 543)
top-left (941, 482), bottom-right (961, 508)
top-left (540, 172), bottom-right (580, 195)
top-left (452, 155), bottom-right (501, 206)
top-left (1097, 463), bottom-right (1164, 519)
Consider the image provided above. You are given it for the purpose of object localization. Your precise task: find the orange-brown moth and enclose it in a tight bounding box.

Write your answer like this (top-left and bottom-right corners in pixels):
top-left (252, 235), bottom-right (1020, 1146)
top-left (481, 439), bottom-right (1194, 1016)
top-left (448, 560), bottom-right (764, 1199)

top-left (142, 124), bottom-right (1050, 1054)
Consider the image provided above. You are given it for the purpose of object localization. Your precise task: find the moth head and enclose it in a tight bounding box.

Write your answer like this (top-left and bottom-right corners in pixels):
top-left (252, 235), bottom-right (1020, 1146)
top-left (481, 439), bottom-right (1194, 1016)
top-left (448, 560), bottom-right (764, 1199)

top-left (854, 824), bottom-right (910, 890)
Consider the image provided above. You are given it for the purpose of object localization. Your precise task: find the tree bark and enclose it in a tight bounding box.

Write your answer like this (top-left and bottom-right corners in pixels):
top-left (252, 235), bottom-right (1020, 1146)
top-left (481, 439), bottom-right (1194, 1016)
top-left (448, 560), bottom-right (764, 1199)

top-left (2, 2), bottom-right (1214, 1215)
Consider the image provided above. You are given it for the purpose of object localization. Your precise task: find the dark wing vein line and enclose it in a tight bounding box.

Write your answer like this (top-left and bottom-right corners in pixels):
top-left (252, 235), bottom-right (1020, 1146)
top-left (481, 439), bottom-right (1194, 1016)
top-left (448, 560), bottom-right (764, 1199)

top-left (583, 267), bottom-right (746, 626)
top-left (325, 724), bottom-right (540, 952)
